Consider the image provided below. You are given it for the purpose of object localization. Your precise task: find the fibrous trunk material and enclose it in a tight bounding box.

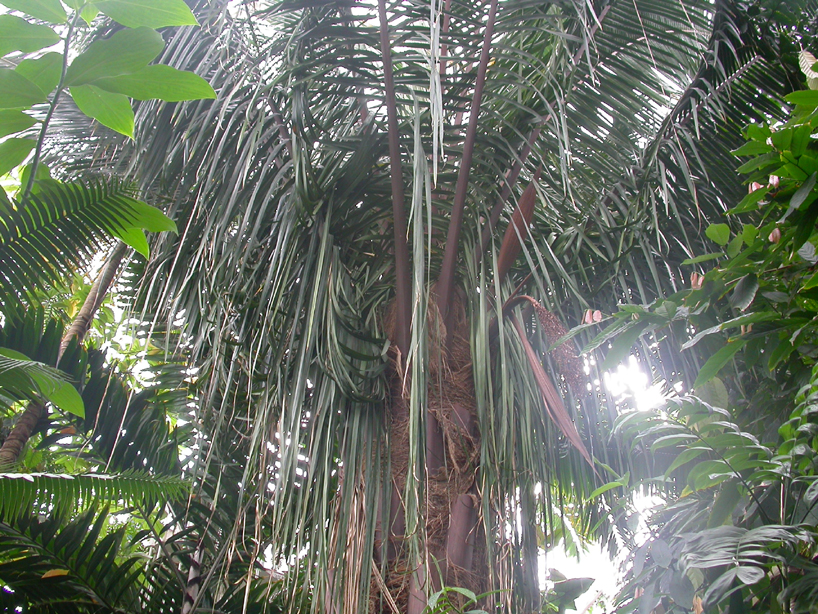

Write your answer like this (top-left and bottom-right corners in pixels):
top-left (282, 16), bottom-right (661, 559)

top-left (381, 290), bottom-right (486, 612)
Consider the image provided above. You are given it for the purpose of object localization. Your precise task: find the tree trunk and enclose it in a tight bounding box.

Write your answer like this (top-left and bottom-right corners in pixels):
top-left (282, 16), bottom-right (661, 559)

top-left (0, 242), bottom-right (127, 468)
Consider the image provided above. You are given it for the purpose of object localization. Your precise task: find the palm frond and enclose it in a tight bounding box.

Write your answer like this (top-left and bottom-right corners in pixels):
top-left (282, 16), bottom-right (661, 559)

top-left (0, 506), bottom-right (143, 613)
top-left (0, 471), bottom-right (189, 519)
top-left (0, 179), bottom-right (145, 309)
top-left (37, 0), bottom-right (818, 611)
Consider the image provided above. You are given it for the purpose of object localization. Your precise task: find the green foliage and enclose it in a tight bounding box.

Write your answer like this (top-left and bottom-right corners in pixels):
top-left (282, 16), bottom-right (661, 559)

top-left (0, 470), bottom-right (189, 518)
top-left (0, 347), bottom-right (84, 417)
top-left (426, 586), bottom-right (495, 614)
top-left (0, 179), bottom-right (176, 308)
top-left (596, 65), bottom-right (818, 613)
top-left (0, 506), bottom-right (144, 613)
top-left (0, 0), bottom-right (213, 155)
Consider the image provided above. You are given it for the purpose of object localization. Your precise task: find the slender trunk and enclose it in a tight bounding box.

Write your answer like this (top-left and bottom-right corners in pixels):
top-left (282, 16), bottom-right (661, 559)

top-left (61, 242), bottom-right (128, 357)
top-left (377, 0), bottom-right (411, 359)
top-left (181, 546), bottom-right (203, 614)
top-left (435, 0), bottom-right (498, 325)
top-left (0, 402), bottom-right (45, 468)
top-left (0, 242), bottom-right (127, 468)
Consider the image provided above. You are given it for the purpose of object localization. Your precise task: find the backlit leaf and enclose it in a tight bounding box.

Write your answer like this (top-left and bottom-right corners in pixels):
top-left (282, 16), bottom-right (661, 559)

top-left (0, 15), bottom-right (59, 57)
top-left (65, 27), bottom-right (164, 87)
top-left (70, 84), bottom-right (134, 138)
top-left (0, 0), bottom-right (65, 23)
top-left (706, 223), bottom-right (731, 246)
top-left (93, 65), bottom-right (215, 102)
top-left (0, 137), bottom-right (35, 175)
top-left (95, 0), bottom-right (197, 28)
top-left (0, 68), bottom-right (47, 109)
top-left (0, 110), bottom-right (36, 139)
top-left (693, 339), bottom-right (747, 389)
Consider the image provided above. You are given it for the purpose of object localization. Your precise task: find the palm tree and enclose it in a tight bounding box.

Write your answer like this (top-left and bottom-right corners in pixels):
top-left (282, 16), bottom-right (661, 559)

top-left (52, 0), bottom-right (808, 611)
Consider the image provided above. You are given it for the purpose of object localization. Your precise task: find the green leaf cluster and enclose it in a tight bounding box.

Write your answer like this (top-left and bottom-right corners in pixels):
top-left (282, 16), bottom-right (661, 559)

top-left (0, 0), bottom-right (214, 157)
top-left (597, 73), bottom-right (818, 613)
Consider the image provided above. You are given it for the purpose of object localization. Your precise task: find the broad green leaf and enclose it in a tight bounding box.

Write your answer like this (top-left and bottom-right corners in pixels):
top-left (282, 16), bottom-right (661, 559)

top-left (744, 123), bottom-right (771, 142)
top-left (785, 90), bottom-right (818, 108)
top-left (0, 0), bottom-right (66, 23)
top-left (0, 68), bottom-right (47, 109)
top-left (94, 0), bottom-right (197, 28)
top-left (70, 84), bottom-right (134, 138)
top-left (731, 141), bottom-right (773, 157)
top-left (601, 321), bottom-right (648, 371)
top-left (803, 269), bottom-right (818, 290)
top-left (65, 27), bottom-right (164, 87)
top-left (735, 566), bottom-right (765, 585)
top-left (771, 127), bottom-right (794, 152)
top-left (693, 339), bottom-right (747, 389)
top-left (697, 377), bottom-right (729, 409)
top-left (665, 447), bottom-right (708, 476)
top-left (726, 235), bottom-right (743, 258)
top-left (38, 378), bottom-right (84, 417)
top-left (730, 274), bottom-right (759, 311)
top-left (0, 137), bottom-right (35, 175)
top-left (588, 473), bottom-right (628, 500)
top-left (705, 223), bottom-right (731, 246)
top-left (741, 224), bottom-right (758, 245)
top-left (707, 480), bottom-right (741, 528)
top-left (128, 198), bottom-right (177, 233)
top-left (111, 226), bottom-right (149, 257)
top-left (15, 52), bottom-right (61, 96)
top-left (728, 185), bottom-right (770, 215)
top-left (791, 124), bottom-right (813, 157)
top-left (93, 65), bottom-right (216, 102)
top-left (0, 109), bottom-right (36, 138)
top-left (681, 312), bottom-right (776, 350)
top-left (791, 172), bottom-right (817, 210)
top-left (681, 252), bottom-right (723, 265)
top-left (80, 3), bottom-right (98, 23)
top-left (736, 152), bottom-right (779, 174)
top-left (650, 539), bottom-right (672, 568)
top-left (0, 15), bottom-right (59, 57)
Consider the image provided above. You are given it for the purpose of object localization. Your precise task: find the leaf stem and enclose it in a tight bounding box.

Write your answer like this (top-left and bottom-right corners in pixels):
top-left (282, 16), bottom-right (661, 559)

top-left (435, 0), bottom-right (498, 325)
top-left (21, 9), bottom-right (82, 203)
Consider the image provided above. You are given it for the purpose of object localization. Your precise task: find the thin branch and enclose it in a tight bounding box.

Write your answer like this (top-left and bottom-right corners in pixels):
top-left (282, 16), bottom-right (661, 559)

top-left (22, 9), bottom-right (82, 203)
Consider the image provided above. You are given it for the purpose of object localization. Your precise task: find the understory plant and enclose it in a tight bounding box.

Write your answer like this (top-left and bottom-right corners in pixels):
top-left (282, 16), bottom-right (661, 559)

top-left (590, 54), bottom-right (818, 613)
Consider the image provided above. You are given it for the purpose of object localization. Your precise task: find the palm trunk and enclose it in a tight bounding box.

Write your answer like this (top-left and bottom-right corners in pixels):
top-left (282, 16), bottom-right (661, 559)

top-left (0, 242), bottom-right (127, 468)
top-left (181, 546), bottom-right (203, 614)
